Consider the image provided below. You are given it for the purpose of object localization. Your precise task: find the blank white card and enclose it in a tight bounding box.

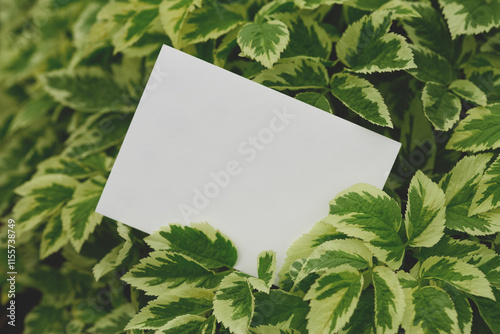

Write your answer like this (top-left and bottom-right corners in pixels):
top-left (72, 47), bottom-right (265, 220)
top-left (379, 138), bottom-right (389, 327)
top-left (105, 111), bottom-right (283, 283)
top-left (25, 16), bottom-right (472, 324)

top-left (96, 45), bottom-right (401, 277)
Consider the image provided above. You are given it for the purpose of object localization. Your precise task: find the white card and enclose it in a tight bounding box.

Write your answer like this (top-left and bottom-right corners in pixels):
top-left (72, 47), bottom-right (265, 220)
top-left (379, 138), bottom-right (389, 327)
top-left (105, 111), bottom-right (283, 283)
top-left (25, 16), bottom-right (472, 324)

top-left (96, 45), bottom-right (401, 277)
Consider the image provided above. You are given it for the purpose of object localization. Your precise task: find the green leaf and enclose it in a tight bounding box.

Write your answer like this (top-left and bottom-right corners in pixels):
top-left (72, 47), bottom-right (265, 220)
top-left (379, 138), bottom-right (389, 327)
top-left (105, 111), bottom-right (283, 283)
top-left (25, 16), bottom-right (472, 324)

top-left (39, 68), bottom-right (128, 113)
top-left (145, 223), bottom-right (237, 269)
top-left (88, 303), bottom-right (136, 334)
top-left (213, 273), bottom-right (255, 334)
top-left (330, 72), bottom-right (392, 127)
top-left (447, 104), bottom-right (500, 152)
top-left (40, 214), bottom-right (68, 259)
top-left (304, 266), bottom-right (363, 334)
top-left (440, 154), bottom-right (500, 235)
top-left (327, 183), bottom-right (405, 270)
top-left (295, 92), bottom-right (332, 113)
top-left (402, 285), bottom-right (459, 334)
top-left (372, 266), bottom-right (405, 334)
top-left (248, 250), bottom-right (277, 293)
top-left (292, 239), bottom-right (372, 286)
top-left (419, 256), bottom-right (494, 299)
top-left (406, 45), bottom-right (452, 85)
top-left (275, 13), bottom-right (332, 59)
top-left (24, 305), bottom-right (67, 334)
top-left (449, 80), bottom-right (487, 106)
top-left (61, 175), bottom-right (105, 252)
top-left (250, 290), bottom-right (308, 331)
top-left (405, 170), bottom-right (446, 247)
top-left (469, 287), bottom-right (500, 334)
top-left (336, 10), bottom-right (415, 73)
top-left (422, 82), bottom-right (462, 131)
top-left (237, 20), bottom-right (290, 68)
top-left (437, 0), bottom-right (500, 38)
top-left (402, 3), bottom-right (453, 60)
top-left (253, 56), bottom-right (328, 90)
top-left (159, 0), bottom-right (202, 48)
top-left (13, 174), bottom-right (78, 233)
top-left (340, 288), bottom-right (375, 334)
top-left (126, 288), bottom-right (213, 330)
top-left (122, 251), bottom-right (219, 296)
top-left (470, 156), bottom-right (500, 215)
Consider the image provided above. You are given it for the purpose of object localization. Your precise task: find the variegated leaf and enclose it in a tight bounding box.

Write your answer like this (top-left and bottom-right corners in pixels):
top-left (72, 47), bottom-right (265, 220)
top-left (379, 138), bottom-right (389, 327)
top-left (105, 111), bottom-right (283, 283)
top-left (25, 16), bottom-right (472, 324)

top-left (126, 288), bottom-right (213, 330)
top-left (440, 154), bottom-right (500, 235)
top-left (336, 10), bottom-right (415, 73)
top-left (40, 215), bottom-right (68, 259)
top-left (112, 6), bottom-right (160, 53)
top-left (345, 0), bottom-right (390, 11)
top-left (279, 220), bottom-right (342, 285)
top-left (145, 222), bottom-right (237, 269)
top-left (35, 153), bottom-right (114, 179)
top-left (213, 273), bottom-right (255, 334)
top-left (248, 250), bottom-right (277, 293)
top-left (61, 175), bottom-right (105, 252)
top-left (406, 45), bottom-right (452, 85)
top-left (438, 0), bottom-right (500, 38)
top-left (442, 285), bottom-right (473, 334)
top-left (402, 285), bottom-right (459, 334)
top-left (88, 303), bottom-right (136, 334)
top-left (295, 92), bottom-right (332, 113)
top-left (304, 266), bottom-right (363, 334)
top-left (449, 80), bottom-right (487, 106)
top-left (372, 266), bottom-right (405, 334)
top-left (155, 315), bottom-right (211, 334)
top-left (293, 239), bottom-right (372, 287)
top-left (253, 56), bottom-right (328, 90)
top-left (122, 251), bottom-right (220, 295)
top-left (159, 0), bottom-right (202, 48)
top-left (340, 288), bottom-right (375, 334)
top-left (330, 73), bottom-right (392, 127)
top-left (422, 82), bottom-right (461, 131)
top-left (402, 3), bottom-right (453, 59)
top-left (251, 290), bottom-right (308, 331)
top-left (237, 20), bottom-right (290, 68)
top-left (447, 104), bottom-right (500, 152)
top-left (273, 12), bottom-right (332, 59)
top-left (177, 1), bottom-right (245, 47)
top-left (39, 68), bottom-right (128, 113)
top-left (93, 244), bottom-right (122, 281)
top-left (418, 236), bottom-right (495, 265)
top-left (296, 0), bottom-right (345, 10)
top-left (470, 156), bottom-right (500, 215)
top-left (419, 256), bottom-right (494, 299)
top-left (405, 170), bottom-right (446, 247)
top-left (13, 174), bottom-right (78, 233)
top-left (327, 184), bottom-right (405, 270)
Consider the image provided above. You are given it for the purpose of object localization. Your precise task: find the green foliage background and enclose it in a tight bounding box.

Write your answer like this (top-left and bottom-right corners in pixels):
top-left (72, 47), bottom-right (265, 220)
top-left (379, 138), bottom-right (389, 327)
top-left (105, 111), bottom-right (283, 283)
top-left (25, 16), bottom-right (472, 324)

top-left (0, 0), bottom-right (500, 333)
